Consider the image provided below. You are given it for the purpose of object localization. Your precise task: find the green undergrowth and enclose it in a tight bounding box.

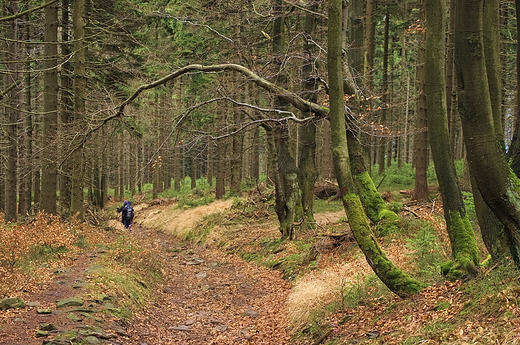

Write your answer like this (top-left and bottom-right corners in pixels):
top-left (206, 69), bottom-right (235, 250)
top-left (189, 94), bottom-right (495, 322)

top-left (313, 199), bottom-right (345, 213)
top-left (238, 237), bottom-right (318, 280)
top-left (457, 261), bottom-right (520, 318)
top-left (403, 216), bottom-right (448, 282)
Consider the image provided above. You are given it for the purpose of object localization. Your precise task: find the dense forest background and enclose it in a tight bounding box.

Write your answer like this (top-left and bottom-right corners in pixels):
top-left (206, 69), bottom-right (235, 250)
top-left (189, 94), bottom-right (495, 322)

top-left (3, 0), bottom-right (520, 282)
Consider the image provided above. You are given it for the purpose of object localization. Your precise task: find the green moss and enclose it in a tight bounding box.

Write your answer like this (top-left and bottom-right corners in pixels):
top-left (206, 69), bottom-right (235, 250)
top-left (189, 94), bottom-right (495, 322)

top-left (376, 209), bottom-right (400, 235)
top-left (355, 171), bottom-right (386, 222)
top-left (342, 193), bottom-right (426, 297)
top-left (354, 172), bottom-right (401, 236)
top-left (435, 301), bottom-right (451, 311)
top-left (442, 211), bottom-right (480, 280)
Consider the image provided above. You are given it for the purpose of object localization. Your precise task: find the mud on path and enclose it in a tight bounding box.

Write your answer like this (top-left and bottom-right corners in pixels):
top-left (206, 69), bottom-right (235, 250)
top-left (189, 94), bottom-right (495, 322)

top-left (0, 201), bottom-right (293, 345)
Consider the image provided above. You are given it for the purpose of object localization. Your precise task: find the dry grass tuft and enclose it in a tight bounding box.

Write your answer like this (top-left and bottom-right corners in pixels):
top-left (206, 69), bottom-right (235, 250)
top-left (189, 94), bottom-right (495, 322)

top-left (136, 199), bottom-right (234, 238)
top-left (288, 260), bottom-right (370, 331)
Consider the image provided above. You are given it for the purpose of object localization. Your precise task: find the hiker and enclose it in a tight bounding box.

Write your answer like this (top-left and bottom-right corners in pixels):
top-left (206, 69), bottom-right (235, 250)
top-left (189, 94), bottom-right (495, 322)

top-left (117, 200), bottom-right (134, 230)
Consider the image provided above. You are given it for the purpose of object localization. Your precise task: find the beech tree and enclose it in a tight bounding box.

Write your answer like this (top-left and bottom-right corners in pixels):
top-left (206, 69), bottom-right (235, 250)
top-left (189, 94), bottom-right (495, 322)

top-left (327, 0), bottom-right (424, 297)
top-left (425, 0), bottom-right (479, 278)
top-left (455, 0), bottom-right (520, 264)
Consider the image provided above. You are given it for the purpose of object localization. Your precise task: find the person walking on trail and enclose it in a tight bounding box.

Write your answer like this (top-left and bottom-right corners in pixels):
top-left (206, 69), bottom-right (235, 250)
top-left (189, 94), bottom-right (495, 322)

top-left (117, 200), bottom-right (134, 230)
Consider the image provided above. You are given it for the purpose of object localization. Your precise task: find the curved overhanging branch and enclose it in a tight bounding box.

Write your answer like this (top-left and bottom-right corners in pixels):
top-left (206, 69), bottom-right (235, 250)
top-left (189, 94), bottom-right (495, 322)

top-left (172, 96), bottom-right (317, 139)
top-left (115, 63), bottom-right (329, 119)
top-left (75, 63), bottom-right (328, 155)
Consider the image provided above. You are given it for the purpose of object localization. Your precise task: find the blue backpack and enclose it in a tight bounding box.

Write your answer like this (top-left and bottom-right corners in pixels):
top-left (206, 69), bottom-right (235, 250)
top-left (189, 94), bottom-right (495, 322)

top-left (125, 204), bottom-right (134, 220)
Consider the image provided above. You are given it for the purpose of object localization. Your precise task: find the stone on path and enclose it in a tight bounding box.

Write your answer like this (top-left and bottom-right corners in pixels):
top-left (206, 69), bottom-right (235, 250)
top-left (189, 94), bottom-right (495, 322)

top-left (56, 297), bottom-right (84, 308)
top-left (0, 297), bottom-right (25, 310)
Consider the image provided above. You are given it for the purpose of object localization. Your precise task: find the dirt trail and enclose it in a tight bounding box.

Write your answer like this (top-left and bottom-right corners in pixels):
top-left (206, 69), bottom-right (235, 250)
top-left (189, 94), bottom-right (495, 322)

top-left (0, 202), bottom-right (293, 345)
top-left (0, 250), bottom-right (117, 345)
top-left (122, 228), bottom-right (292, 345)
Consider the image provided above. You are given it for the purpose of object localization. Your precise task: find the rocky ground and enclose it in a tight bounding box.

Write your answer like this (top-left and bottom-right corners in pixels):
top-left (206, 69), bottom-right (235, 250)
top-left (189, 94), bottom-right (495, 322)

top-left (121, 227), bottom-right (292, 345)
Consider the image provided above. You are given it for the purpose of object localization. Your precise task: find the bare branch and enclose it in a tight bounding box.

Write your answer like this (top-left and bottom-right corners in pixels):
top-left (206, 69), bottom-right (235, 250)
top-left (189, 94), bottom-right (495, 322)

top-left (0, 81), bottom-right (20, 99)
top-left (284, 0), bottom-right (328, 19)
top-left (174, 96), bottom-right (316, 140)
top-left (208, 115), bottom-right (315, 140)
top-left (115, 63), bottom-right (329, 118)
top-left (0, 0), bottom-right (58, 22)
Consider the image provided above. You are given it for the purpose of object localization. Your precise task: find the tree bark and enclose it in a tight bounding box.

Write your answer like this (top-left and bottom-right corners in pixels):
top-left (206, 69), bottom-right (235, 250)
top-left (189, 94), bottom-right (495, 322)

top-left (413, 25), bottom-right (429, 202)
top-left (328, 0), bottom-right (425, 297)
top-left (377, 12), bottom-right (390, 175)
top-left (41, 0), bottom-right (59, 215)
top-left (298, 2), bottom-right (319, 229)
top-left (215, 137), bottom-right (226, 199)
top-left (60, 0), bottom-right (73, 214)
top-left (364, 0), bottom-right (375, 90)
top-left (455, 0), bottom-right (520, 265)
top-left (271, 0), bottom-right (302, 240)
top-left (472, 0), bottom-right (509, 261)
top-left (4, 0), bottom-right (21, 222)
top-left (510, 0), bottom-right (520, 175)
top-left (426, 0), bottom-right (480, 279)
top-left (70, 0), bottom-right (87, 217)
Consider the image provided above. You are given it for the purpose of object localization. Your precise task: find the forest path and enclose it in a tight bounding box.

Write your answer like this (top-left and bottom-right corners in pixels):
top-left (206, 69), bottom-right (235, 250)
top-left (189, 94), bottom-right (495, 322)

top-left (121, 226), bottom-right (292, 344)
top-left (0, 200), bottom-right (295, 345)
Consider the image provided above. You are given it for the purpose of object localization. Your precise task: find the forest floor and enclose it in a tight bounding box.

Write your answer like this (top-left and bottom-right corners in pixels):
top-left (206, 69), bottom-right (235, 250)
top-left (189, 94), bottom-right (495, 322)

top-left (1, 197), bottom-right (520, 344)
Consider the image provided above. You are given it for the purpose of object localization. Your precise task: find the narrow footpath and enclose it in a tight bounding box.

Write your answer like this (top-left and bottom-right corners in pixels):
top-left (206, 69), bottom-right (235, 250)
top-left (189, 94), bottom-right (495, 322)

top-left (122, 227), bottom-right (292, 345)
top-left (0, 224), bottom-right (292, 345)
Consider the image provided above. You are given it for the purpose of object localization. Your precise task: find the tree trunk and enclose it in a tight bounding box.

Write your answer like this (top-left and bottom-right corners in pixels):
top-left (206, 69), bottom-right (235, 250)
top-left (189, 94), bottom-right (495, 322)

top-left (71, 0), bottom-right (87, 217)
top-left (190, 150), bottom-right (196, 189)
top-left (344, 0), bottom-right (399, 232)
top-left (364, 0), bottom-right (375, 90)
top-left (426, 0), bottom-right (480, 279)
top-left (298, 2), bottom-right (319, 229)
top-left (118, 141), bottom-right (124, 199)
top-left (377, 12), bottom-right (390, 175)
top-left (328, 0), bottom-right (424, 297)
top-left (21, 21), bottom-right (33, 215)
top-left (16, 8), bottom-right (29, 216)
top-left (455, 0), bottom-right (520, 265)
top-left (510, 0), bottom-right (520, 175)
top-left (174, 138), bottom-right (183, 192)
top-left (271, 0), bottom-right (302, 240)
top-left (215, 137), bottom-right (226, 199)
top-left (60, 0), bottom-right (73, 214)
top-left (413, 23), bottom-right (429, 202)
top-left (5, 1), bottom-right (21, 222)
top-left (41, 0), bottom-right (59, 215)
top-left (472, 0), bottom-right (509, 260)
top-left (230, 106), bottom-right (244, 194)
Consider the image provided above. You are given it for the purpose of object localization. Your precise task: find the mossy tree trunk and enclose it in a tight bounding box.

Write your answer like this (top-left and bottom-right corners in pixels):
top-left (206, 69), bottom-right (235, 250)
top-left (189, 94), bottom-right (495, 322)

top-left (345, 0), bottom-right (399, 234)
top-left (455, 0), bottom-right (520, 265)
top-left (327, 0), bottom-right (425, 298)
top-left (471, 0), bottom-right (509, 261)
top-left (426, 0), bottom-right (480, 278)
